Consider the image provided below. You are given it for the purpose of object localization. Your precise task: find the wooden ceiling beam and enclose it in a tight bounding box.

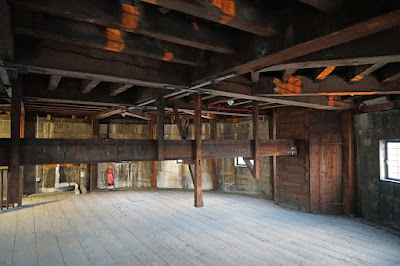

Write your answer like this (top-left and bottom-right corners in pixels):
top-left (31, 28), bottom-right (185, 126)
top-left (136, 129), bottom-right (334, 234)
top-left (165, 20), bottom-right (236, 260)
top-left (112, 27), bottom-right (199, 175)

top-left (81, 79), bottom-right (101, 94)
top-left (10, 39), bottom-right (189, 88)
top-left (258, 55), bottom-right (400, 73)
top-left (11, 0), bottom-right (235, 54)
top-left (109, 83), bottom-right (134, 96)
top-left (48, 75), bottom-right (62, 91)
top-left (139, 0), bottom-right (280, 37)
top-left (14, 11), bottom-right (207, 67)
top-left (350, 63), bottom-right (386, 82)
top-left (194, 10), bottom-right (400, 84)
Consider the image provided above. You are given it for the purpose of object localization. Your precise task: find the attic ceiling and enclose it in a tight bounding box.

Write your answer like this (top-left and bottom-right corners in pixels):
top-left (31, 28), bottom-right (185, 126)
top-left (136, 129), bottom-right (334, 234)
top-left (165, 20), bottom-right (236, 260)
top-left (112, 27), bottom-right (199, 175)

top-left (1, 0), bottom-right (400, 119)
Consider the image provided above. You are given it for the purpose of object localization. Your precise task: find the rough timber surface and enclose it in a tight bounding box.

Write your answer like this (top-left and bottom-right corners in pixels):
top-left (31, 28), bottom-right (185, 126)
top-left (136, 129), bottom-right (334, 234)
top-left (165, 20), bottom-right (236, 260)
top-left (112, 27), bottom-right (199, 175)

top-left (0, 190), bottom-right (399, 266)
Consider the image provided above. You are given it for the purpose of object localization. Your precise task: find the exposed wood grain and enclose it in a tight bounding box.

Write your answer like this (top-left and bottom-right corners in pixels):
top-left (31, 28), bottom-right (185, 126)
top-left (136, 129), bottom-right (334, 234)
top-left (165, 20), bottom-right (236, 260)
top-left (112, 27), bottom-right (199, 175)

top-left (48, 75), bottom-right (62, 91)
top-left (194, 94), bottom-right (204, 207)
top-left (341, 110), bottom-right (355, 215)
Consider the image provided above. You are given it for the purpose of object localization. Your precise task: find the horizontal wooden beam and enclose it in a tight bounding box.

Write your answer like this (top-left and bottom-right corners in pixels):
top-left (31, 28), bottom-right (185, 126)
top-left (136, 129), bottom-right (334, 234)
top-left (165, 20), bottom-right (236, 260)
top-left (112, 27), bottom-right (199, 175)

top-left (14, 11), bottom-right (207, 67)
top-left (10, 38), bottom-right (189, 88)
top-left (196, 10), bottom-right (400, 81)
top-left (0, 139), bottom-right (296, 165)
top-left (140, 0), bottom-right (280, 37)
top-left (12, 0), bottom-right (235, 54)
top-left (258, 55), bottom-right (400, 73)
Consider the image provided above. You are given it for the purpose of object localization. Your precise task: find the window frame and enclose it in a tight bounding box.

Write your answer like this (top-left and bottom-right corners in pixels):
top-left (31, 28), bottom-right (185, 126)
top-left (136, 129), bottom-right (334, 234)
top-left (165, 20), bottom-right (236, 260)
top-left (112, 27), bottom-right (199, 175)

top-left (379, 139), bottom-right (400, 183)
top-left (234, 157), bottom-right (253, 168)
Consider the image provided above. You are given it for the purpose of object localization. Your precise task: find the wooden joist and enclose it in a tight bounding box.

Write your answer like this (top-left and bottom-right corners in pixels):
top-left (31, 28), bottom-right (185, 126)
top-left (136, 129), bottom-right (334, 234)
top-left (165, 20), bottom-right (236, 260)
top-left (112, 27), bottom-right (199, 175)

top-left (282, 69), bottom-right (297, 82)
top-left (350, 63), bottom-right (386, 82)
top-left (12, 0), bottom-right (235, 54)
top-left (81, 79), bottom-right (101, 94)
top-left (14, 11), bottom-right (207, 67)
top-left (123, 109), bottom-right (151, 120)
top-left (316, 66), bottom-right (335, 81)
top-left (48, 75), bottom-right (62, 91)
top-left (91, 107), bottom-right (123, 120)
top-left (10, 39), bottom-right (189, 88)
top-left (258, 55), bottom-right (400, 73)
top-left (109, 83), bottom-right (134, 96)
top-left (196, 10), bottom-right (400, 79)
top-left (140, 0), bottom-right (279, 37)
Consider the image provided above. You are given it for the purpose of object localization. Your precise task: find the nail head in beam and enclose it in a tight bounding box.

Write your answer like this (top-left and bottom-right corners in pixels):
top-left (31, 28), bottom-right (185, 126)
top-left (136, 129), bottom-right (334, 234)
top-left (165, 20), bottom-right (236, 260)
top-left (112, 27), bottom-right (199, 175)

top-left (194, 93), bottom-right (204, 207)
top-left (81, 79), bottom-right (101, 94)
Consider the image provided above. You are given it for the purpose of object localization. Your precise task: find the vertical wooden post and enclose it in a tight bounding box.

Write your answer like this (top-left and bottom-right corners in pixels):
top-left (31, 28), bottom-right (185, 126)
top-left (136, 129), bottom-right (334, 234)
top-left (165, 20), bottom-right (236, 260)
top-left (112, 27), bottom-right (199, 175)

top-left (342, 110), bottom-right (355, 215)
top-left (9, 77), bottom-right (22, 206)
top-left (252, 101), bottom-right (260, 179)
top-left (156, 96), bottom-right (165, 161)
top-left (149, 119), bottom-right (157, 188)
top-left (271, 110), bottom-right (278, 203)
top-left (210, 119), bottom-right (218, 190)
top-left (89, 119), bottom-right (99, 191)
top-left (268, 112), bottom-right (276, 199)
top-left (1, 170), bottom-right (3, 210)
top-left (194, 94), bottom-right (204, 207)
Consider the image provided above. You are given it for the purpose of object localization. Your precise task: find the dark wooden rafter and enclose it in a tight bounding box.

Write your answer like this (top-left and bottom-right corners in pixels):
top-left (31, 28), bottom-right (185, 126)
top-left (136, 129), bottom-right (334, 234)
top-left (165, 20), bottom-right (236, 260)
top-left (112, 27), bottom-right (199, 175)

top-left (48, 74), bottom-right (62, 91)
top-left (140, 0), bottom-right (280, 37)
top-left (195, 10), bottom-right (400, 82)
top-left (349, 63), bottom-right (386, 82)
top-left (11, 0), bottom-right (235, 54)
top-left (81, 79), bottom-right (101, 94)
top-left (0, 0), bottom-right (13, 61)
top-left (194, 93), bottom-right (204, 207)
top-left (13, 11), bottom-right (207, 67)
top-left (156, 96), bottom-right (165, 161)
top-left (109, 83), bottom-right (134, 96)
top-left (258, 55), bottom-right (400, 73)
top-left (282, 69), bottom-right (297, 82)
top-left (10, 39), bottom-right (190, 88)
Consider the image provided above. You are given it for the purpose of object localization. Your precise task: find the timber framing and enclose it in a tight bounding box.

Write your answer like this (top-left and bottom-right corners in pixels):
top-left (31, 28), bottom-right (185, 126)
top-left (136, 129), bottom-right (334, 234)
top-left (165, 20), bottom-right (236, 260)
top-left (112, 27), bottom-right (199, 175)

top-left (0, 139), bottom-right (296, 166)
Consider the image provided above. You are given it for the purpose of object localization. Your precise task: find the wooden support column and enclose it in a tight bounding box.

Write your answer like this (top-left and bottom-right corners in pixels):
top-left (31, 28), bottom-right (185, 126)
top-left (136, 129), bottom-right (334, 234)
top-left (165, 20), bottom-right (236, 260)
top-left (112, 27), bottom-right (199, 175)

top-left (8, 78), bottom-right (22, 206)
top-left (194, 94), bottom-right (204, 207)
top-left (252, 101), bottom-right (260, 179)
top-left (156, 96), bottom-right (165, 161)
top-left (342, 110), bottom-right (355, 215)
top-left (268, 112), bottom-right (276, 199)
top-left (149, 119), bottom-right (157, 188)
top-left (89, 119), bottom-right (99, 191)
top-left (173, 103), bottom-right (194, 185)
top-left (210, 119), bottom-right (218, 190)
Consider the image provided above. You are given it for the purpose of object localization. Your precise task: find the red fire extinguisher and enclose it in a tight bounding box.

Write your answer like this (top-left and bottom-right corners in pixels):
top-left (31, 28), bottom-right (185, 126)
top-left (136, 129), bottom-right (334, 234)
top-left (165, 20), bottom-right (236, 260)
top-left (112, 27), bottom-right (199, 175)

top-left (107, 168), bottom-right (115, 189)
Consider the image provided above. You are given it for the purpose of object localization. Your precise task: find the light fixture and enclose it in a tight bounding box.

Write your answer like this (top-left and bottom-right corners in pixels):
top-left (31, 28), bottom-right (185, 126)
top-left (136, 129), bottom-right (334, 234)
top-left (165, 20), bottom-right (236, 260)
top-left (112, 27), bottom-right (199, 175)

top-left (227, 99), bottom-right (235, 106)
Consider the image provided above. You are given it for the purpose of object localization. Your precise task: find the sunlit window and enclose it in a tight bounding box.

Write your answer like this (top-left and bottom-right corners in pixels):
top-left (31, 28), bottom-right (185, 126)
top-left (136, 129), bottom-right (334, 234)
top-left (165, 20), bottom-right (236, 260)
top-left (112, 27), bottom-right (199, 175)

top-left (235, 157), bottom-right (253, 167)
top-left (380, 140), bottom-right (400, 182)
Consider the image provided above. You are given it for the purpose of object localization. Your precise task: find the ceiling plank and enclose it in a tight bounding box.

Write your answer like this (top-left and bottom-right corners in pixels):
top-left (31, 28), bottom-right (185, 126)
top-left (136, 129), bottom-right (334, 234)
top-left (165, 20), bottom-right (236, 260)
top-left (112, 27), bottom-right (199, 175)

top-left (14, 11), bottom-right (207, 67)
top-left (48, 75), bottom-right (62, 91)
top-left (81, 79), bottom-right (101, 94)
top-left (350, 63), bottom-right (386, 82)
top-left (140, 0), bottom-right (279, 37)
top-left (109, 83), bottom-right (134, 96)
top-left (11, 0), bottom-right (235, 54)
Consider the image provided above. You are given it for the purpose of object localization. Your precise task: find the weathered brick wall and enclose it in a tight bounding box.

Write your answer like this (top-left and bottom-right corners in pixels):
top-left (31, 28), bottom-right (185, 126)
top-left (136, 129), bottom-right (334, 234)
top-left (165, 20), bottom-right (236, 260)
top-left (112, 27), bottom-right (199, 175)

top-left (217, 119), bottom-right (272, 198)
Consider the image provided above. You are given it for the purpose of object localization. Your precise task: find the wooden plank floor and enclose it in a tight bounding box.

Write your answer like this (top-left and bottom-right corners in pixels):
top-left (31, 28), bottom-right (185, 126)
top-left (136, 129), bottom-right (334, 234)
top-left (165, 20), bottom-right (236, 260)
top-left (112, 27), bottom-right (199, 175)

top-left (1, 190), bottom-right (400, 266)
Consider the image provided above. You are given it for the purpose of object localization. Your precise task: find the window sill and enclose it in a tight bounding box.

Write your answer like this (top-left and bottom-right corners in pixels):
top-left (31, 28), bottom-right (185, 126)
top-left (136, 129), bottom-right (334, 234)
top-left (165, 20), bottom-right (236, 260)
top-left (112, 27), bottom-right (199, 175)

top-left (380, 178), bottom-right (400, 184)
